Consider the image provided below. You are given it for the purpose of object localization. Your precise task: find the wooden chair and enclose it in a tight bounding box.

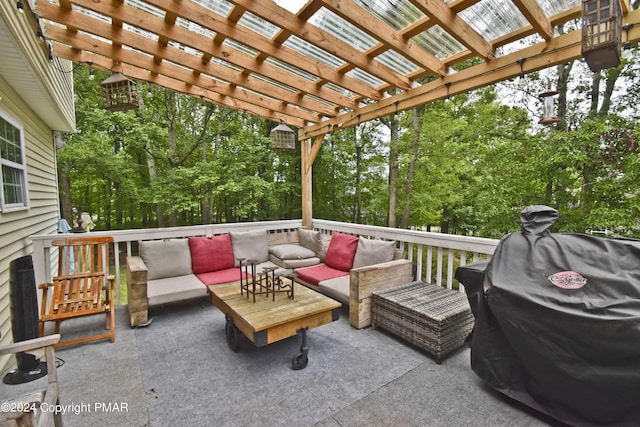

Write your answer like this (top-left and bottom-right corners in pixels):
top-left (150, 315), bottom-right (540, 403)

top-left (0, 334), bottom-right (63, 427)
top-left (39, 236), bottom-right (115, 348)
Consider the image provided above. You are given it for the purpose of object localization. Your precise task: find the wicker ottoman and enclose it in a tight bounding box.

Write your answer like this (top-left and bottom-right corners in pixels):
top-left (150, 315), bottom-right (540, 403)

top-left (372, 281), bottom-right (474, 363)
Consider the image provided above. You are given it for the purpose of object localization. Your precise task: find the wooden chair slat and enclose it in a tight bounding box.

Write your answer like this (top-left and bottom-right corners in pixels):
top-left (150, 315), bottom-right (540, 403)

top-left (39, 236), bottom-right (116, 348)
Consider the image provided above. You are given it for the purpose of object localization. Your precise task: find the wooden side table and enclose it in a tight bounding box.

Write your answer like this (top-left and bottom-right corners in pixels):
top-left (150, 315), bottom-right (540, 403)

top-left (372, 281), bottom-right (474, 363)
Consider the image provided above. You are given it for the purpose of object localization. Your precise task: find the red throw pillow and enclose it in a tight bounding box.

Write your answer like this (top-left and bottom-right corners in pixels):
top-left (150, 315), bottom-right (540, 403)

top-left (324, 232), bottom-right (359, 271)
top-left (189, 234), bottom-right (234, 274)
top-left (295, 264), bottom-right (349, 286)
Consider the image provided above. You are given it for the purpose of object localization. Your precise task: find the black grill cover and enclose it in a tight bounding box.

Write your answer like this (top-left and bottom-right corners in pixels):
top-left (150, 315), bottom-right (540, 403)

top-left (462, 205), bottom-right (640, 427)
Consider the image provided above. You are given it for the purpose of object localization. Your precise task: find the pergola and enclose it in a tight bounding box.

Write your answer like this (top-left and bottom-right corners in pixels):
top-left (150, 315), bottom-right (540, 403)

top-left (33, 0), bottom-right (640, 225)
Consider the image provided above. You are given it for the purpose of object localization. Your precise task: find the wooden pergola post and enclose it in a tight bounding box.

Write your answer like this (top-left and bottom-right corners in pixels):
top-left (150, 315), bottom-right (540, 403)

top-left (301, 133), bottom-right (326, 228)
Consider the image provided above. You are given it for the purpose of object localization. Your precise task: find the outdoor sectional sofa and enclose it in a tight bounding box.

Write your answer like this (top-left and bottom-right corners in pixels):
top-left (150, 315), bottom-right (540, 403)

top-left (126, 228), bottom-right (412, 329)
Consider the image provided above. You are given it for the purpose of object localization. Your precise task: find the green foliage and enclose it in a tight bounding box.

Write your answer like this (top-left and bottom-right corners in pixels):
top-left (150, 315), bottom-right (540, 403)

top-left (312, 121), bottom-right (388, 224)
top-left (60, 68), bottom-right (302, 228)
top-left (61, 61), bottom-right (640, 239)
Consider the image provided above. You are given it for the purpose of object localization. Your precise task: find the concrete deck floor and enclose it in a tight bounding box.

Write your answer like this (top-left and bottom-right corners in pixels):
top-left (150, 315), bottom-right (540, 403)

top-left (0, 301), bottom-right (563, 427)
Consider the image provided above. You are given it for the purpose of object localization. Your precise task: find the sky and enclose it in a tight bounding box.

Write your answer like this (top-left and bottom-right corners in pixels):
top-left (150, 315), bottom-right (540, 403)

top-left (273, 0), bottom-right (308, 14)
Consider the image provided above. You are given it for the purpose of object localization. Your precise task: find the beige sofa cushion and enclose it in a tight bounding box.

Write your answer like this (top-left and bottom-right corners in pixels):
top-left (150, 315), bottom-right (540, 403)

top-left (230, 230), bottom-right (269, 266)
top-left (352, 238), bottom-right (396, 269)
top-left (140, 239), bottom-right (192, 280)
top-left (318, 276), bottom-right (350, 304)
top-left (298, 228), bottom-right (326, 260)
top-left (270, 243), bottom-right (316, 259)
top-left (269, 254), bottom-right (320, 269)
top-left (147, 274), bottom-right (206, 306)
top-left (269, 243), bottom-right (320, 269)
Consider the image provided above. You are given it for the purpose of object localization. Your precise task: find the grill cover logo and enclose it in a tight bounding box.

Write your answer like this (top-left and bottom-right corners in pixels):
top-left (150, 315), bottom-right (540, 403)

top-left (548, 271), bottom-right (587, 289)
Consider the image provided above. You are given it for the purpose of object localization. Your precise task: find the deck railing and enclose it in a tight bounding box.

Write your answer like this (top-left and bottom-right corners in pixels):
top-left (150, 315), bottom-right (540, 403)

top-left (30, 219), bottom-right (499, 305)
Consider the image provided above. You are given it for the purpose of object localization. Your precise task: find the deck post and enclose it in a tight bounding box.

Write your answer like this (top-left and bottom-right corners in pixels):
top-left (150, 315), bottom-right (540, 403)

top-left (302, 138), bottom-right (312, 228)
top-left (301, 134), bottom-right (326, 228)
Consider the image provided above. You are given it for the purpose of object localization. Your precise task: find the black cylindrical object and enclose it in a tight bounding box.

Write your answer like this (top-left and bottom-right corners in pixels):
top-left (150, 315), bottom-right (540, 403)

top-left (9, 255), bottom-right (40, 344)
top-left (4, 255), bottom-right (47, 385)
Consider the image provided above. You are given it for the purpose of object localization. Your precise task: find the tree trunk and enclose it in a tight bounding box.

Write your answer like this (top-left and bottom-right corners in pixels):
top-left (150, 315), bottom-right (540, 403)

top-left (353, 131), bottom-right (362, 223)
top-left (556, 61), bottom-right (573, 130)
top-left (400, 105), bottom-right (424, 228)
top-left (387, 113), bottom-right (399, 228)
top-left (201, 131), bottom-right (213, 224)
top-left (54, 131), bottom-right (73, 224)
top-left (599, 67), bottom-right (621, 116)
top-left (139, 96), bottom-right (164, 227)
top-left (590, 73), bottom-right (601, 116)
top-left (167, 93), bottom-right (178, 227)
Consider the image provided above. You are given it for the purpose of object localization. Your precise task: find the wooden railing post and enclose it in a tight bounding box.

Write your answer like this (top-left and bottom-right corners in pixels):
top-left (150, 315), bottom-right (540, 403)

top-left (301, 138), bottom-right (312, 229)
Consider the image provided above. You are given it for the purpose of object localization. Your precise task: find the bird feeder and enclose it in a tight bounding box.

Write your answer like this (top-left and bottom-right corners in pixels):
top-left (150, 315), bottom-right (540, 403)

top-left (538, 83), bottom-right (559, 126)
top-left (270, 122), bottom-right (296, 151)
top-left (100, 65), bottom-right (139, 112)
top-left (581, 0), bottom-right (622, 72)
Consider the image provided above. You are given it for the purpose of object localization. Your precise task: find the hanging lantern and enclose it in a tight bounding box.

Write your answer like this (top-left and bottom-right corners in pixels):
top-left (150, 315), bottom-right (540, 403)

top-left (270, 122), bottom-right (296, 151)
top-left (581, 0), bottom-right (622, 72)
top-left (539, 83), bottom-right (559, 126)
top-left (100, 65), bottom-right (139, 112)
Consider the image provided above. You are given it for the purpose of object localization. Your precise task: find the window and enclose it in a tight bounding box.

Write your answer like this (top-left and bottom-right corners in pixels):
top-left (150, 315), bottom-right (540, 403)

top-left (0, 110), bottom-right (29, 212)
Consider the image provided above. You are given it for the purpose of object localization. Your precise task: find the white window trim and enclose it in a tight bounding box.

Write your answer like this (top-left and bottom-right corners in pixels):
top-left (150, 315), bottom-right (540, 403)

top-left (0, 108), bottom-right (30, 212)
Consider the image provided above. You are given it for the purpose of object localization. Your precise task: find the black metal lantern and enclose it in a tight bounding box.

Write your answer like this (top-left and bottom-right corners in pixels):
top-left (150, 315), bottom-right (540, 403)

top-left (581, 0), bottom-right (622, 72)
top-left (270, 122), bottom-right (296, 151)
top-left (100, 65), bottom-right (139, 112)
top-left (539, 83), bottom-right (559, 126)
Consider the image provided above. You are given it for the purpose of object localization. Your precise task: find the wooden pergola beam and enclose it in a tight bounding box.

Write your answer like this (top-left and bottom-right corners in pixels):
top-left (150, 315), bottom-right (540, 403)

top-left (228, 0), bottom-right (414, 91)
top-left (409, 0), bottom-right (495, 60)
top-left (322, 0), bottom-right (447, 77)
top-left (34, 0), bottom-right (640, 225)
top-left (55, 0), bottom-right (356, 112)
top-left (46, 33), bottom-right (326, 125)
top-left (511, 0), bottom-right (554, 40)
top-left (300, 8), bottom-right (640, 140)
top-left (38, 5), bottom-right (323, 124)
top-left (150, 0), bottom-right (381, 102)
top-left (57, 46), bottom-right (309, 127)
top-left (301, 133), bottom-right (327, 228)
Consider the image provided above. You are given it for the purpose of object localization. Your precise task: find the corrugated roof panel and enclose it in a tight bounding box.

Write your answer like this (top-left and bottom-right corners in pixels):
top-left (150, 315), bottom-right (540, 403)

top-left (538, 0), bottom-right (582, 16)
top-left (310, 8), bottom-right (377, 52)
top-left (123, 23), bottom-right (159, 41)
top-left (249, 72), bottom-right (299, 93)
top-left (237, 11), bottom-right (281, 39)
top-left (346, 68), bottom-right (384, 88)
top-left (73, 4), bottom-right (112, 24)
top-left (376, 50), bottom-right (420, 75)
top-left (459, 0), bottom-right (529, 41)
top-left (264, 56), bottom-right (317, 82)
top-left (190, 0), bottom-right (233, 17)
top-left (167, 40), bottom-right (204, 58)
top-left (353, 0), bottom-right (423, 31)
top-left (411, 25), bottom-right (465, 60)
top-left (176, 17), bottom-right (215, 39)
top-left (223, 38), bottom-right (258, 57)
top-left (283, 35), bottom-right (346, 69)
top-left (126, 0), bottom-right (166, 19)
top-left (323, 82), bottom-right (355, 99)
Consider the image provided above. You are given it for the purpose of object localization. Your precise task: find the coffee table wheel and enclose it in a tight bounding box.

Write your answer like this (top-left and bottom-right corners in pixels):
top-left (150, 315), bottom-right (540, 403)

top-left (291, 326), bottom-right (309, 370)
top-left (225, 316), bottom-right (240, 352)
top-left (291, 352), bottom-right (308, 370)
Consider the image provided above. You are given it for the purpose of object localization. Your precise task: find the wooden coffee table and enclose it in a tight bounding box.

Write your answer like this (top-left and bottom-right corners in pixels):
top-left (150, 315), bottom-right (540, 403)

top-left (207, 281), bottom-right (341, 369)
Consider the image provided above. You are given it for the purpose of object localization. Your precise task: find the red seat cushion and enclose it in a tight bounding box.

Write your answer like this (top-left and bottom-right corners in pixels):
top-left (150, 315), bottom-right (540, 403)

top-left (295, 264), bottom-right (348, 286)
top-left (324, 232), bottom-right (359, 271)
top-left (189, 234), bottom-right (235, 274)
top-left (196, 268), bottom-right (246, 286)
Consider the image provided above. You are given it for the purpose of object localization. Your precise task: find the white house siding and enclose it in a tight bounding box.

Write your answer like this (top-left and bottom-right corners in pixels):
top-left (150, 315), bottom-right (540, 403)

top-left (0, 0), bottom-right (75, 366)
top-left (0, 78), bottom-right (60, 355)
